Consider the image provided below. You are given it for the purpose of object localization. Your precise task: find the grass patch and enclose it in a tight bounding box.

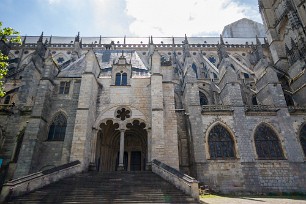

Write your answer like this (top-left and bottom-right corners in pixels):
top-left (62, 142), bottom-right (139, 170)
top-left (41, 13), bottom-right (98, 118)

top-left (200, 194), bottom-right (222, 199)
top-left (200, 193), bottom-right (306, 201)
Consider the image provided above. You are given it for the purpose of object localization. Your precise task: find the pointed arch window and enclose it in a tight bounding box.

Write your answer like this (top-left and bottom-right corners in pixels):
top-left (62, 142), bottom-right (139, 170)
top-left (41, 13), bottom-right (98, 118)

top-left (115, 72), bottom-right (127, 86)
top-left (199, 92), bottom-right (208, 106)
top-left (48, 113), bottom-right (67, 141)
top-left (4, 95), bottom-right (10, 104)
top-left (208, 124), bottom-right (235, 159)
top-left (254, 124), bottom-right (284, 159)
top-left (252, 96), bottom-right (258, 105)
top-left (300, 124), bottom-right (306, 156)
top-left (284, 94), bottom-right (294, 106)
top-left (213, 73), bottom-right (218, 79)
top-left (192, 64), bottom-right (198, 79)
top-left (202, 65), bottom-right (209, 78)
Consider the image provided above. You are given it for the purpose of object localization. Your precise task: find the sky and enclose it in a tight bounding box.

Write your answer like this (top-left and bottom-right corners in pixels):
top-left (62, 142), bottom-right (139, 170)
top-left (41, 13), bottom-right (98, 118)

top-left (0, 0), bottom-right (262, 37)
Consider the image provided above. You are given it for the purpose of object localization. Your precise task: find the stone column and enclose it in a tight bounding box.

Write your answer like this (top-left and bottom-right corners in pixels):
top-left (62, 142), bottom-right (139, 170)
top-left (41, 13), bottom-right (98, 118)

top-left (150, 50), bottom-right (165, 164)
top-left (146, 128), bottom-right (152, 170)
top-left (117, 129), bottom-right (125, 171)
top-left (89, 128), bottom-right (99, 171)
top-left (70, 50), bottom-right (99, 171)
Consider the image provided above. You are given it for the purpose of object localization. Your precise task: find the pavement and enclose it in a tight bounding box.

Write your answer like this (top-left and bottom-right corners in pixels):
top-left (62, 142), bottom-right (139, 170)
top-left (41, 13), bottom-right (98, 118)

top-left (200, 196), bottom-right (306, 204)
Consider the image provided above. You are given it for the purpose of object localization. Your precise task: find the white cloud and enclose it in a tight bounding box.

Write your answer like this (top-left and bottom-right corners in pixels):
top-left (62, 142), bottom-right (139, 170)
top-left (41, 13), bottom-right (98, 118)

top-left (89, 0), bottom-right (132, 35)
top-left (37, 0), bottom-right (261, 37)
top-left (47, 0), bottom-right (61, 5)
top-left (125, 0), bottom-right (262, 36)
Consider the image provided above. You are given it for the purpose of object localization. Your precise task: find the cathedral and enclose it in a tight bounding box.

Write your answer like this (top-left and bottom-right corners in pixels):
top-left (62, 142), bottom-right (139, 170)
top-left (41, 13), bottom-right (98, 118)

top-left (0, 0), bottom-right (305, 195)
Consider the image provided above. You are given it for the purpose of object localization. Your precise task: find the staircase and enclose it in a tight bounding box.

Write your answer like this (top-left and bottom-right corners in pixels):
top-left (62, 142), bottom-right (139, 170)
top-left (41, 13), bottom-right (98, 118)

top-left (5, 171), bottom-right (199, 203)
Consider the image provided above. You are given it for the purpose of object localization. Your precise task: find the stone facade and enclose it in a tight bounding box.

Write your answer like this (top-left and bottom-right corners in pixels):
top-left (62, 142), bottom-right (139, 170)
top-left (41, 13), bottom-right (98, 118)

top-left (0, 14), bottom-right (305, 194)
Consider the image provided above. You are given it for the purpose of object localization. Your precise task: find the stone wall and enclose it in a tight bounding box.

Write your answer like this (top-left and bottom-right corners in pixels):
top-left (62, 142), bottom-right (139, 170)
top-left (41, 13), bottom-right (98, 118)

top-left (32, 79), bottom-right (81, 170)
top-left (193, 112), bottom-right (306, 193)
top-left (197, 161), bottom-right (305, 194)
top-left (96, 78), bottom-right (151, 119)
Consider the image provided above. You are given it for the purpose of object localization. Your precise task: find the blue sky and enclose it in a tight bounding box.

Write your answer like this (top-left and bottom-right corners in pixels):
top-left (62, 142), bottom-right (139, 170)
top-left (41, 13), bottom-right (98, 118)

top-left (0, 0), bottom-right (262, 37)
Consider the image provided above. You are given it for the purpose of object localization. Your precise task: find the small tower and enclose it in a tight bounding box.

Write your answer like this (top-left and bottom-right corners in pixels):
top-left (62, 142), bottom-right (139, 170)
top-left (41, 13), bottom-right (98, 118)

top-left (183, 34), bottom-right (191, 58)
top-left (71, 32), bottom-right (82, 61)
top-left (217, 34), bottom-right (228, 62)
top-left (35, 32), bottom-right (47, 58)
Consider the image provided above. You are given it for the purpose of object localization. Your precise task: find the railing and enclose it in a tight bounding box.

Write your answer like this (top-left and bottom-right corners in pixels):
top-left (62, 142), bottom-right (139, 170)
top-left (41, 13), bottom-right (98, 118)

top-left (244, 105), bottom-right (279, 112)
top-left (202, 105), bottom-right (306, 114)
top-left (152, 159), bottom-right (199, 201)
top-left (201, 105), bottom-right (234, 113)
top-left (288, 106), bottom-right (306, 113)
top-left (0, 160), bottom-right (81, 202)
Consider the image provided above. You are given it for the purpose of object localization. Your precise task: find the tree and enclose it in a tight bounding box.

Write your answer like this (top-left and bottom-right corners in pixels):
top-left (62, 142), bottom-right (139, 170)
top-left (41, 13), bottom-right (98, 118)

top-left (0, 22), bottom-right (21, 97)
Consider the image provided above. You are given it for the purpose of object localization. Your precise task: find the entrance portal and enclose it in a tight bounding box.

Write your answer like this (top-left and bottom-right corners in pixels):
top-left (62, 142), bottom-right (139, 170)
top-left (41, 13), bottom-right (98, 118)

top-left (130, 151), bottom-right (141, 171)
top-left (96, 120), bottom-right (147, 172)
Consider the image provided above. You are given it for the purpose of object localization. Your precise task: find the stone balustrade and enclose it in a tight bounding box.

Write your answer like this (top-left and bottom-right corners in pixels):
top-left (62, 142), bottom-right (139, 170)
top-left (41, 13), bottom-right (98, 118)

top-left (288, 106), bottom-right (306, 113)
top-left (0, 160), bottom-right (81, 202)
top-left (244, 105), bottom-right (279, 112)
top-left (201, 105), bottom-right (234, 113)
top-left (201, 105), bottom-right (282, 115)
top-left (152, 159), bottom-right (199, 201)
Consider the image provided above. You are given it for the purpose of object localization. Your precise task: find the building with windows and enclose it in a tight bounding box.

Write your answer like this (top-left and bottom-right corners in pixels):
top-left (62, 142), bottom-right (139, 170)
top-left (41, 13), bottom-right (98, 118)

top-left (0, 9), bottom-right (305, 194)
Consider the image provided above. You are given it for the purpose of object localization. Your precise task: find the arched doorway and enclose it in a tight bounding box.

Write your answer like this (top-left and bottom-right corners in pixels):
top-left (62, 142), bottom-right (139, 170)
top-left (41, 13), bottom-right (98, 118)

top-left (95, 120), bottom-right (147, 172)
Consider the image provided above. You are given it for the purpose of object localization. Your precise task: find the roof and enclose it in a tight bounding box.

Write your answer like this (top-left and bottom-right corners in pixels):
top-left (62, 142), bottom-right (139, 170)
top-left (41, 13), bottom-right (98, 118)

top-left (57, 55), bottom-right (86, 78)
top-left (18, 36), bottom-right (266, 46)
top-left (95, 50), bottom-right (149, 70)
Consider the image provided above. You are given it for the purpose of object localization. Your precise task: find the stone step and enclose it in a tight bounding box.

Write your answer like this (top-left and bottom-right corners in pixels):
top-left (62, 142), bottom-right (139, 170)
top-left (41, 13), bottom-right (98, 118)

top-left (6, 171), bottom-right (199, 204)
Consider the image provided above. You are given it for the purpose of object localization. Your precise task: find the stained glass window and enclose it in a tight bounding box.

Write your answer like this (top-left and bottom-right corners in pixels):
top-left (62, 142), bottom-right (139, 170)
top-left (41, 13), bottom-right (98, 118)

top-left (208, 56), bottom-right (216, 64)
top-left (57, 57), bottom-right (65, 64)
top-left (208, 124), bottom-right (235, 159)
top-left (300, 124), bottom-right (306, 156)
top-left (116, 108), bottom-right (131, 121)
top-left (199, 92), bottom-right (208, 106)
top-left (48, 113), bottom-right (67, 141)
top-left (254, 124), bottom-right (284, 159)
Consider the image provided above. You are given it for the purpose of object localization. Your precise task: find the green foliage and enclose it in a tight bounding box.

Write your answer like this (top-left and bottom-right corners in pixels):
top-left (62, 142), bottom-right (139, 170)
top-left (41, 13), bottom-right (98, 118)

top-left (0, 21), bottom-right (21, 97)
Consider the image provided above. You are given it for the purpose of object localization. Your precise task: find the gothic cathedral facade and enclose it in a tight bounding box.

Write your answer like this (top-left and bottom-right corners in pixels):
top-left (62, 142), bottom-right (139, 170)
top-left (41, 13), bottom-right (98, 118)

top-left (0, 0), bottom-right (305, 194)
